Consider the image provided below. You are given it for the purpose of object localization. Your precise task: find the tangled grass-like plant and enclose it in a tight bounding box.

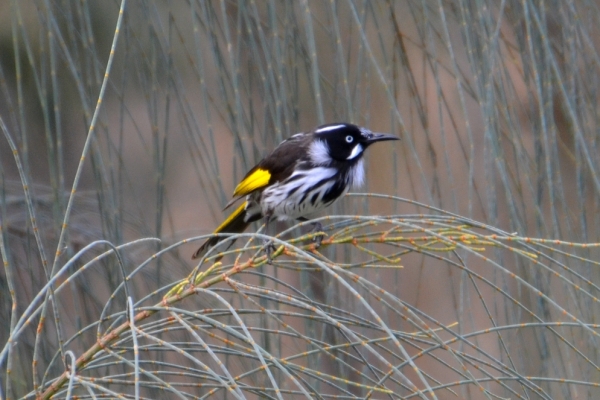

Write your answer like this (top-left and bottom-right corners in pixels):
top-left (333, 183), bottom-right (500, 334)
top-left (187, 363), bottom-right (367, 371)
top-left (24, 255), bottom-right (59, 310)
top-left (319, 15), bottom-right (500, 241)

top-left (12, 195), bottom-right (597, 399)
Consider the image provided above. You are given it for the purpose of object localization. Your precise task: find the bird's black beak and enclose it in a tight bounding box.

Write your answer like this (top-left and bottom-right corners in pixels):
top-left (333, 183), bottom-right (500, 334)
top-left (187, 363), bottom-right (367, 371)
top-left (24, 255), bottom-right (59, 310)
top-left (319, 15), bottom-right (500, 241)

top-left (363, 132), bottom-right (400, 145)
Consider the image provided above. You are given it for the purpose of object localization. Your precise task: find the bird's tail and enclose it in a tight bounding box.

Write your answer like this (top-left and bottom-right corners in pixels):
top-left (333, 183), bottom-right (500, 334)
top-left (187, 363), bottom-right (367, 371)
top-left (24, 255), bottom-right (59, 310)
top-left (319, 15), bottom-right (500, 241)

top-left (192, 201), bottom-right (256, 260)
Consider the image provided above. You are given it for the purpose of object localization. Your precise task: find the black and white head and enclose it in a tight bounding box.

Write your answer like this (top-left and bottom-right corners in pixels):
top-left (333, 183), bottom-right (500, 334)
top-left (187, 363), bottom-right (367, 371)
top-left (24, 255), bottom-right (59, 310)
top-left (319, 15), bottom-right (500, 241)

top-left (308, 123), bottom-right (399, 166)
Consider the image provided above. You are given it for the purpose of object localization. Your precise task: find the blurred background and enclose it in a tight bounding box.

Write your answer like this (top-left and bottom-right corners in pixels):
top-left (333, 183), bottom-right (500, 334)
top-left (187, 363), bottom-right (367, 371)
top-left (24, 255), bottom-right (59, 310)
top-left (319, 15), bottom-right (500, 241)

top-left (1, 1), bottom-right (599, 398)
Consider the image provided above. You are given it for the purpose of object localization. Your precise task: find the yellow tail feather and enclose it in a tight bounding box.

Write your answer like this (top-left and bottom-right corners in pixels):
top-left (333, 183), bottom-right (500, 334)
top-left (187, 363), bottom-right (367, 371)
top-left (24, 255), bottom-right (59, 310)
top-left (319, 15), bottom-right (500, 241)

top-left (192, 201), bottom-right (250, 260)
top-left (214, 201), bottom-right (247, 233)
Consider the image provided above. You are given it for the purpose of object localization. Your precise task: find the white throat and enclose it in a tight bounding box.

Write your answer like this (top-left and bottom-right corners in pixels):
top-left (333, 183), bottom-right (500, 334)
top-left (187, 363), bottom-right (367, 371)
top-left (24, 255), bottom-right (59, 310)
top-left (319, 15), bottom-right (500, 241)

top-left (350, 159), bottom-right (365, 188)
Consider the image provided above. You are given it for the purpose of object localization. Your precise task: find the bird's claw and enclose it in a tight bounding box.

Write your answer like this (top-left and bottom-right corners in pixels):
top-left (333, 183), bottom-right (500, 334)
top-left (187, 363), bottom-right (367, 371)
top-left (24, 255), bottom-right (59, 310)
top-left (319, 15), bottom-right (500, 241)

top-left (263, 239), bottom-right (277, 263)
top-left (313, 233), bottom-right (324, 248)
top-left (311, 222), bottom-right (325, 248)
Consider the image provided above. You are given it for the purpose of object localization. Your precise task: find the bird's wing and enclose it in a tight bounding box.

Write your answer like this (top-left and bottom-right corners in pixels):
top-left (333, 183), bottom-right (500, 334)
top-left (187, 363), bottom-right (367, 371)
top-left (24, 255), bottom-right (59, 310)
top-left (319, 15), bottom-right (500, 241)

top-left (222, 165), bottom-right (272, 210)
top-left (223, 133), bottom-right (311, 210)
top-left (232, 166), bottom-right (272, 197)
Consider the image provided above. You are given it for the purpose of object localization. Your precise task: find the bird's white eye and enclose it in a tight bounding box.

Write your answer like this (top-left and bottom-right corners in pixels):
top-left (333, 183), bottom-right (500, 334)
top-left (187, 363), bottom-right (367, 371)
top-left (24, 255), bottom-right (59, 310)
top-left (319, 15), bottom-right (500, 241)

top-left (345, 135), bottom-right (354, 143)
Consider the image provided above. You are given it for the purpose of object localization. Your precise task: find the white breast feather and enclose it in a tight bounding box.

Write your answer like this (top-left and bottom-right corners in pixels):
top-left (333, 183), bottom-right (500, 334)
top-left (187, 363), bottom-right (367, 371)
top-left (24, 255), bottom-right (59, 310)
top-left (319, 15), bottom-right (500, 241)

top-left (261, 167), bottom-right (337, 219)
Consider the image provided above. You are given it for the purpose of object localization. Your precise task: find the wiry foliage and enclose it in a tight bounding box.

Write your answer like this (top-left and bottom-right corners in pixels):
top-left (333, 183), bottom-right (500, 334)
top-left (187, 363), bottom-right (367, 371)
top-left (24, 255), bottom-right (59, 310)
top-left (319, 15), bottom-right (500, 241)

top-left (1, 1), bottom-right (600, 399)
top-left (13, 198), bottom-right (600, 399)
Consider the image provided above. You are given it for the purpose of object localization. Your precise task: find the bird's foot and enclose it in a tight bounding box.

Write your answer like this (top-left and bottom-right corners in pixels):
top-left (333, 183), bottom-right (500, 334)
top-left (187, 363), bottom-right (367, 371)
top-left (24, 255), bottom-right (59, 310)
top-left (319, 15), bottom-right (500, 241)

top-left (263, 239), bottom-right (277, 263)
top-left (311, 222), bottom-right (325, 248)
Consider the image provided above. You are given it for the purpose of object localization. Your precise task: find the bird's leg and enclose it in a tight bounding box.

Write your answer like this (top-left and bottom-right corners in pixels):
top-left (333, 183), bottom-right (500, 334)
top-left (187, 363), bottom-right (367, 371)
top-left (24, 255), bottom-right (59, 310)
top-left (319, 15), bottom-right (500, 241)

top-left (263, 214), bottom-right (277, 262)
top-left (311, 221), bottom-right (325, 248)
top-left (298, 217), bottom-right (325, 248)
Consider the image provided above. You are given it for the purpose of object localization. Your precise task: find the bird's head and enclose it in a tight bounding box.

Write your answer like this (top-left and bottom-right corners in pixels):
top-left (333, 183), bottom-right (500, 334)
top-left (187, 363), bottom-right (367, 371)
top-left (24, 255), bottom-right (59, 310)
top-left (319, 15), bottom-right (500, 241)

top-left (309, 123), bottom-right (399, 164)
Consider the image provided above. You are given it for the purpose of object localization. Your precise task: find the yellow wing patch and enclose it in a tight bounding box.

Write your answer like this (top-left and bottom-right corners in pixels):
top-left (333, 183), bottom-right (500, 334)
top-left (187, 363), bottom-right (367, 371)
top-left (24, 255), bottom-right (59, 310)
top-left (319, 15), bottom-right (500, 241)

top-left (233, 168), bottom-right (271, 197)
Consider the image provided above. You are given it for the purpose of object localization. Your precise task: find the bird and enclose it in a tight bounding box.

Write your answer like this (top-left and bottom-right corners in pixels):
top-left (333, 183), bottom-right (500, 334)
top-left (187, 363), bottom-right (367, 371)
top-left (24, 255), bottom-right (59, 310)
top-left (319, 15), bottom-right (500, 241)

top-left (192, 122), bottom-right (399, 260)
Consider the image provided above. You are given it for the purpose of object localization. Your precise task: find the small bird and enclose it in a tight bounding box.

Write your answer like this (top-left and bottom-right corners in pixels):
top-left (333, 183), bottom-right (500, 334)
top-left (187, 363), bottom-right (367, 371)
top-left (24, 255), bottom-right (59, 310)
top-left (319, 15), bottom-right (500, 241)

top-left (192, 123), bottom-right (399, 260)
